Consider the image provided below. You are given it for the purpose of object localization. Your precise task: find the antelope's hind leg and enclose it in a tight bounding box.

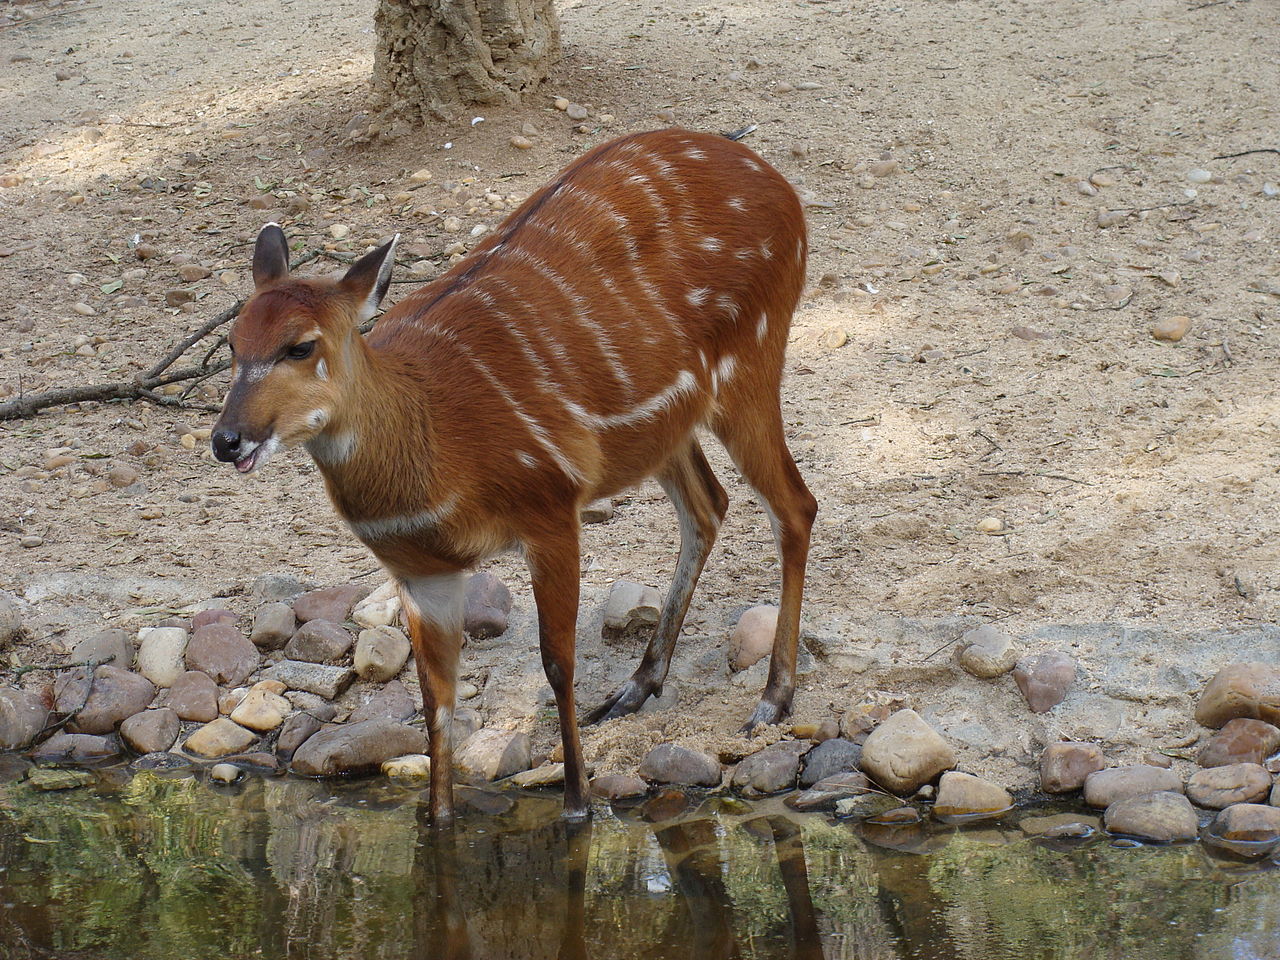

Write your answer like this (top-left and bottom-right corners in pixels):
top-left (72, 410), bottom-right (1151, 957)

top-left (583, 439), bottom-right (728, 725)
top-left (711, 397), bottom-right (816, 733)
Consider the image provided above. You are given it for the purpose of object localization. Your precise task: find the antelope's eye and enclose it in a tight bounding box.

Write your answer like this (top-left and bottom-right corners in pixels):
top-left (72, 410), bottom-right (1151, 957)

top-left (286, 341), bottom-right (316, 360)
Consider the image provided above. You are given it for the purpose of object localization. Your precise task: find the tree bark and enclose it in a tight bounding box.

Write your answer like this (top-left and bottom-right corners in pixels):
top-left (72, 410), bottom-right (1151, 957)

top-left (373, 0), bottom-right (560, 122)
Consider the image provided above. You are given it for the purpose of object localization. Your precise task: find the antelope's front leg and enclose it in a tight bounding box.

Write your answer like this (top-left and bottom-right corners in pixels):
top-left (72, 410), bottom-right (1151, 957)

top-left (525, 533), bottom-right (590, 819)
top-left (399, 571), bottom-right (466, 822)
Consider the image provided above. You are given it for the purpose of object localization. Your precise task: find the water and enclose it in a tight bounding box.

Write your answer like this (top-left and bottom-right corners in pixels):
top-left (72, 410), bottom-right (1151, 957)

top-left (0, 763), bottom-right (1277, 960)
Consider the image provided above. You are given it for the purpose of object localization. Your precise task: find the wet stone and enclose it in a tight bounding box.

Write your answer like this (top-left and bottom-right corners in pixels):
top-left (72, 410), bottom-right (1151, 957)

top-left (1213, 803), bottom-right (1280, 843)
top-left (1103, 791), bottom-right (1197, 843)
top-left (249, 602), bottom-right (295, 650)
top-left (276, 712), bottom-right (323, 760)
top-left (799, 737), bottom-right (862, 787)
top-left (730, 605), bottom-right (778, 672)
top-left (834, 792), bottom-right (900, 819)
top-left (120, 708), bottom-right (179, 754)
top-left (353, 626), bottom-right (411, 682)
top-left (454, 728), bottom-right (532, 782)
top-left (1084, 764), bottom-right (1183, 808)
top-left (1194, 663), bottom-right (1280, 728)
top-left (130, 752), bottom-right (192, 772)
top-left (602, 580), bottom-right (661, 643)
top-left (591, 773), bottom-right (649, 801)
top-left (934, 771), bottom-right (1013, 820)
top-left (185, 623), bottom-right (258, 686)
top-left (168, 670), bottom-right (218, 722)
top-left (512, 763), bottom-right (566, 788)
top-left (1185, 763), bottom-right (1271, 809)
top-left (639, 743), bottom-right (722, 787)
top-left (860, 708), bottom-right (956, 794)
top-left (209, 763), bottom-right (242, 783)
top-left (31, 732), bottom-right (119, 763)
top-left (1199, 718), bottom-right (1280, 767)
top-left (183, 718), bottom-right (258, 759)
top-left (136, 626), bottom-right (189, 687)
top-left (292, 583), bottom-right (371, 624)
top-left (732, 740), bottom-right (808, 797)
top-left (348, 679), bottom-right (415, 723)
top-left (264, 660), bottom-right (355, 699)
top-left (284, 619), bottom-right (353, 663)
top-left (1018, 812), bottom-right (1101, 837)
top-left (1040, 741), bottom-right (1105, 793)
top-left (786, 771), bottom-right (874, 812)
top-left (1012, 651), bottom-right (1076, 713)
top-left (72, 628), bottom-right (133, 669)
top-left (54, 665), bottom-right (155, 735)
top-left (27, 768), bottom-right (94, 791)
top-left (464, 572), bottom-right (512, 640)
top-left (229, 682), bottom-right (291, 732)
top-left (0, 686), bottom-right (49, 749)
top-left (383, 754), bottom-right (431, 779)
top-left (956, 624), bottom-right (1020, 678)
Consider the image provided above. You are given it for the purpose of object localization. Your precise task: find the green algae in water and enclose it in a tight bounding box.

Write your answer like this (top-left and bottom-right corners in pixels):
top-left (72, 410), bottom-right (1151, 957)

top-left (0, 770), bottom-right (1276, 959)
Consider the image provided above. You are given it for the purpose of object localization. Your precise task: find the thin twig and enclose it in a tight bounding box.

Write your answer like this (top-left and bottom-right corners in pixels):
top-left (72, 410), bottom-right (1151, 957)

top-left (1211, 148), bottom-right (1280, 160)
top-left (919, 612), bottom-right (1016, 663)
top-left (0, 4), bottom-right (101, 31)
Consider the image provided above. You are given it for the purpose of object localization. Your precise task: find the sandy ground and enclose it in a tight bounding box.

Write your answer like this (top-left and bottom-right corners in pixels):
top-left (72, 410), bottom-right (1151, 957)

top-left (1, 0), bottom-right (1278, 788)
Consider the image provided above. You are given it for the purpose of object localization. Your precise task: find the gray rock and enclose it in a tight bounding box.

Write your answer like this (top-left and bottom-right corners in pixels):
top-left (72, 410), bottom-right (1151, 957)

top-left (276, 712), bottom-right (323, 760)
top-left (601, 580), bottom-right (661, 642)
top-left (1198, 718), bottom-right (1280, 767)
top-left (136, 626), bottom-right (188, 687)
top-left (263, 660), bottom-right (355, 699)
top-left (786, 771), bottom-right (875, 811)
top-left (1012, 651), bottom-right (1076, 713)
top-left (732, 740), bottom-right (807, 797)
top-left (250, 602), bottom-right (296, 650)
top-left (0, 687), bottom-right (49, 749)
top-left (284, 692), bottom-right (338, 719)
top-left (580, 500), bottom-right (615, 524)
top-left (638, 743), bottom-right (721, 787)
top-left (353, 626), bottom-right (411, 682)
top-left (1212, 803), bottom-right (1280, 843)
top-left (1040, 741), bottom-right (1105, 793)
top-left (292, 583), bottom-right (371, 624)
top-left (185, 623), bottom-right (258, 686)
top-left (1194, 662), bottom-right (1280, 728)
top-left (1186, 763), bottom-right (1271, 809)
top-left (591, 773), bottom-right (649, 800)
top-left (349, 680), bottom-right (416, 723)
top-left (452, 706), bottom-right (481, 744)
top-left (0, 591), bottom-right (22, 647)
top-left (1084, 765), bottom-right (1183, 808)
top-left (168, 670), bottom-right (218, 722)
top-left (464, 572), bottom-right (512, 640)
top-left (860, 708), bottom-right (955, 794)
top-left (800, 738), bottom-right (862, 787)
top-left (251, 572), bottom-right (307, 601)
top-left (955, 624), bottom-right (1020, 678)
top-left (31, 732), bottom-right (119, 762)
top-left (292, 719), bottom-right (428, 777)
top-left (454, 728), bottom-right (532, 781)
top-left (1103, 791), bottom-right (1198, 842)
top-left (284, 619), bottom-right (353, 663)
top-left (934, 771), bottom-right (1013, 820)
top-left (120, 708), bottom-right (179, 754)
top-left (72, 628), bottom-right (134, 669)
top-left (27, 768), bottom-right (94, 791)
top-left (182, 718), bottom-right (258, 758)
top-left (54, 665), bottom-right (155, 735)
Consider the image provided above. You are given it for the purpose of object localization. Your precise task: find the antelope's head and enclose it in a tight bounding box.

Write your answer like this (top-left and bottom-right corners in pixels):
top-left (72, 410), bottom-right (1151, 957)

top-left (211, 224), bottom-right (397, 473)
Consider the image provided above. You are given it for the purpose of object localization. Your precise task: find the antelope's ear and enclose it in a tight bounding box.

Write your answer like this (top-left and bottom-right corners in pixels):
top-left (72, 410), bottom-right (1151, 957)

top-left (339, 234), bottom-right (398, 322)
top-left (252, 223), bottom-right (291, 290)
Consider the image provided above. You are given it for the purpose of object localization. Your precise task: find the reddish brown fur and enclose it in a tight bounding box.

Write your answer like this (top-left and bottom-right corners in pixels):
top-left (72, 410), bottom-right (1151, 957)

top-left (214, 129), bottom-right (816, 820)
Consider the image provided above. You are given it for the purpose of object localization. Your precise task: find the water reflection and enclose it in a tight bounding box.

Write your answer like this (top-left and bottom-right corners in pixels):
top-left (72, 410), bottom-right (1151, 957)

top-left (0, 768), bottom-right (1277, 960)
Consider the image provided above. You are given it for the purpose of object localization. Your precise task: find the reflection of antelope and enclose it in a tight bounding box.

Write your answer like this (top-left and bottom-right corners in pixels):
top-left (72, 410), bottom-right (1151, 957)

top-left (210, 129), bottom-right (816, 820)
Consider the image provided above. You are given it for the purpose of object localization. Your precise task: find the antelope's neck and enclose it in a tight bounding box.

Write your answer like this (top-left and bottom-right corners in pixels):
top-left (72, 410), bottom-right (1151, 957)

top-left (305, 343), bottom-right (441, 527)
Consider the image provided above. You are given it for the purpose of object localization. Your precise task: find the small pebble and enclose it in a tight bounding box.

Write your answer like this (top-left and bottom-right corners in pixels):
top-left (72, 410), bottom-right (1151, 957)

top-left (72, 302), bottom-right (96, 316)
top-left (1151, 316), bottom-right (1192, 343)
top-left (510, 135), bottom-right (533, 150)
top-left (20, 536), bottom-right (43, 548)
top-left (553, 97), bottom-right (569, 111)
top-left (329, 224), bottom-right (350, 240)
top-left (409, 168), bottom-right (432, 183)
top-left (1185, 169), bottom-right (1212, 184)
top-left (209, 763), bottom-right (242, 783)
top-left (1077, 181), bottom-right (1098, 197)
top-left (775, 81), bottom-right (795, 94)
top-left (1089, 171), bottom-right (1116, 188)
top-left (976, 516), bottom-right (1006, 534)
top-left (566, 103), bottom-right (588, 121)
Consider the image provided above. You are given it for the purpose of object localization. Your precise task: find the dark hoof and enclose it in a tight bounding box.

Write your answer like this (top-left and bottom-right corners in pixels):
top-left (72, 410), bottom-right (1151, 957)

top-left (582, 678), bottom-right (659, 725)
top-left (739, 699), bottom-right (788, 735)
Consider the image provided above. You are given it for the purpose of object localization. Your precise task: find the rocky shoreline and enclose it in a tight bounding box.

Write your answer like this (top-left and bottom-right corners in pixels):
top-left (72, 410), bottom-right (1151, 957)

top-left (1, 576), bottom-right (1278, 859)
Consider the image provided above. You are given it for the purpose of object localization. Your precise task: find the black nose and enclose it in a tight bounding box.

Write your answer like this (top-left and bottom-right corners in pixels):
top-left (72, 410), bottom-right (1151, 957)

top-left (211, 429), bottom-right (242, 462)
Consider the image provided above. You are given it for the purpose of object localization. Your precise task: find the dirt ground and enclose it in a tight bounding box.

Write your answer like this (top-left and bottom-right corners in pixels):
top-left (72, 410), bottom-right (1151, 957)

top-left (1, 0), bottom-right (1278, 788)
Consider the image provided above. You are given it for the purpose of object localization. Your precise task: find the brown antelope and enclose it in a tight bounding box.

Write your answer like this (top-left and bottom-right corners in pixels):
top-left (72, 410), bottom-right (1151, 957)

top-left (211, 129), bottom-right (816, 820)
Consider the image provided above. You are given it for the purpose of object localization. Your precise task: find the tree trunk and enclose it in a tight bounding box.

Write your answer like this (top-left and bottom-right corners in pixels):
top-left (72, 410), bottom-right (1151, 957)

top-left (373, 0), bottom-right (560, 122)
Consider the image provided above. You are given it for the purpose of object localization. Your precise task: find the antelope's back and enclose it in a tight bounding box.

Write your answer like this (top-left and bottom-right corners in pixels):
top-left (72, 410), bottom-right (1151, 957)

top-left (373, 130), bottom-right (807, 493)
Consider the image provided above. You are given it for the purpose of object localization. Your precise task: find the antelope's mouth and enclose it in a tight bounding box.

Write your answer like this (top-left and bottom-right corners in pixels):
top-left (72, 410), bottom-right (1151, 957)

top-left (234, 436), bottom-right (279, 474)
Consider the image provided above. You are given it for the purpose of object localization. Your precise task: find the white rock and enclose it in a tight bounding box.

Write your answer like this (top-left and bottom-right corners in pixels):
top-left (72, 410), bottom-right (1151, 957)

top-left (135, 627), bottom-right (189, 687)
top-left (382, 754), bottom-right (431, 779)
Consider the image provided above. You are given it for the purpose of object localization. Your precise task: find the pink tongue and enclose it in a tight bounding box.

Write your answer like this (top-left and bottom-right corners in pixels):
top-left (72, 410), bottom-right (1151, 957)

top-left (235, 450), bottom-right (257, 473)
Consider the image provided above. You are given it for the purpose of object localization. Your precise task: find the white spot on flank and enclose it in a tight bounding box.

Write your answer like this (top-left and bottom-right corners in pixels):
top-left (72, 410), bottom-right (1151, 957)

top-left (516, 451), bottom-right (538, 469)
top-left (684, 147), bottom-right (707, 161)
top-left (760, 238), bottom-right (773, 260)
top-left (726, 197), bottom-right (747, 212)
top-left (756, 311), bottom-right (769, 342)
top-left (351, 496), bottom-right (459, 543)
top-left (716, 294), bottom-right (740, 319)
top-left (795, 237), bottom-right (805, 263)
top-left (686, 287), bottom-right (710, 308)
top-left (315, 358), bottom-right (328, 381)
top-left (699, 237), bottom-right (722, 252)
top-left (742, 156), bottom-right (765, 172)
top-left (398, 571), bottom-right (465, 634)
top-left (710, 356), bottom-right (736, 396)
